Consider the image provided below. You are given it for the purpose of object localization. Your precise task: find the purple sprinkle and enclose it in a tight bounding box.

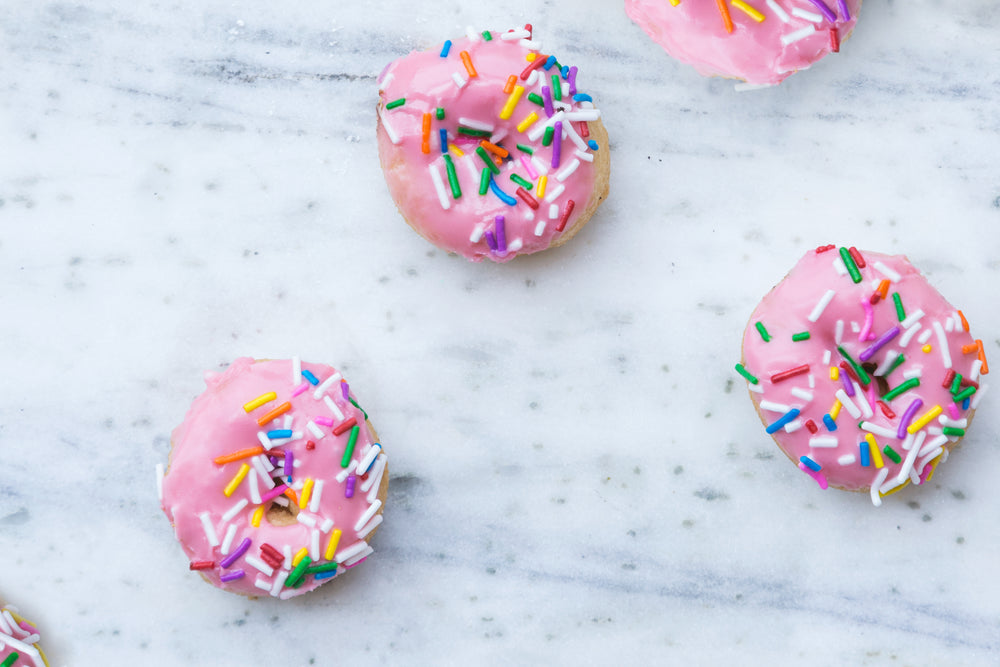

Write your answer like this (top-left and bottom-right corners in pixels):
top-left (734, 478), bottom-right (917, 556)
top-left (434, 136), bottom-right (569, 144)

top-left (345, 474), bottom-right (357, 498)
top-left (284, 450), bottom-right (294, 481)
top-left (541, 85), bottom-right (554, 118)
top-left (495, 215), bottom-right (507, 254)
top-left (837, 0), bottom-right (850, 21)
top-left (341, 381), bottom-right (350, 401)
top-left (567, 66), bottom-right (578, 96)
top-left (806, 0), bottom-right (837, 23)
top-left (484, 230), bottom-right (498, 252)
top-left (220, 538), bottom-right (251, 569)
top-left (859, 326), bottom-right (901, 362)
top-left (551, 121), bottom-right (562, 169)
top-left (840, 372), bottom-right (855, 397)
top-left (897, 398), bottom-right (924, 439)
top-left (220, 569), bottom-right (246, 583)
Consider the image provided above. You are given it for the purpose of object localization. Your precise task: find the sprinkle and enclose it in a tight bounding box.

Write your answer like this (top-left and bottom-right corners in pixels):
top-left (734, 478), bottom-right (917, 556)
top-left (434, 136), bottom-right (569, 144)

top-left (256, 401), bottom-right (291, 427)
top-left (451, 72), bottom-right (467, 88)
top-left (907, 405), bottom-right (943, 434)
top-left (259, 484), bottom-right (289, 504)
top-left (458, 50), bottom-right (477, 78)
top-left (866, 434), bottom-right (884, 468)
top-left (443, 154), bottom-right (462, 199)
top-left (837, 346), bottom-right (871, 385)
top-left (324, 528), bottom-right (343, 561)
top-left (489, 177), bottom-right (518, 206)
top-left (331, 417), bottom-right (357, 437)
top-left (770, 364), bottom-right (810, 383)
top-left (859, 326), bottom-right (900, 363)
top-left (800, 455), bottom-right (822, 472)
top-left (244, 554), bottom-right (274, 577)
top-left (873, 261), bottom-right (902, 282)
top-left (220, 537), bottom-right (251, 569)
top-left (385, 98), bottom-right (405, 110)
top-left (223, 463), bottom-right (250, 498)
top-left (805, 419), bottom-right (818, 433)
top-left (870, 468), bottom-right (889, 506)
top-left (952, 386), bottom-right (976, 403)
top-left (792, 6), bottom-right (823, 22)
top-left (517, 111), bottom-right (539, 133)
top-left (715, 0), bottom-right (734, 32)
top-left (220, 523), bottom-right (239, 553)
top-left (883, 445), bottom-right (902, 465)
top-left (859, 441), bottom-right (870, 466)
top-left (798, 461), bottom-right (828, 489)
top-left (838, 247), bottom-right (862, 283)
top-left (440, 40), bottom-right (452, 57)
top-left (933, 321), bottom-right (953, 369)
top-left (266, 429), bottom-right (292, 440)
top-left (250, 505), bottom-right (264, 527)
top-left (792, 332), bottom-right (811, 342)
top-left (810, 435), bottom-right (838, 448)
top-left (551, 121), bottom-right (563, 168)
top-left (942, 426), bottom-right (965, 437)
top-left (340, 425), bottom-right (360, 468)
top-left (214, 446), bottom-right (264, 466)
top-left (781, 25), bottom-right (816, 46)
top-left (765, 408), bottom-right (801, 434)
top-left (189, 560), bottom-right (214, 570)
top-left (883, 353), bottom-right (906, 376)
top-left (243, 392), bottom-right (277, 412)
top-left (306, 421), bottom-right (325, 440)
top-left (476, 146), bottom-right (501, 175)
top-left (734, 363), bottom-right (759, 384)
top-left (731, 0), bottom-right (765, 21)
top-left (358, 514), bottom-right (384, 538)
top-left (821, 415), bottom-right (837, 432)
top-left (220, 570), bottom-right (245, 583)
top-left (860, 421), bottom-right (896, 439)
top-left (555, 199), bottom-right (575, 232)
top-left (198, 512), bottom-right (219, 547)
top-left (291, 381), bottom-right (309, 397)
top-left (834, 390), bottom-right (861, 419)
top-left (883, 378), bottom-right (921, 404)
top-left (335, 540), bottom-right (370, 564)
top-left (555, 158), bottom-right (580, 182)
top-left (298, 478), bottom-right (314, 510)
top-left (808, 289), bottom-right (836, 322)
top-left (766, 0), bottom-right (790, 21)
top-left (838, 0), bottom-right (852, 21)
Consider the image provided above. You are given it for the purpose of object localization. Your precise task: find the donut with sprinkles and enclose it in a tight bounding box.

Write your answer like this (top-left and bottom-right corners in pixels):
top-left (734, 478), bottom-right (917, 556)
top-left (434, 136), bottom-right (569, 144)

top-left (0, 601), bottom-right (49, 666)
top-left (738, 248), bottom-right (988, 505)
top-left (159, 357), bottom-right (387, 597)
top-left (377, 25), bottom-right (610, 262)
top-left (625, 0), bottom-right (863, 86)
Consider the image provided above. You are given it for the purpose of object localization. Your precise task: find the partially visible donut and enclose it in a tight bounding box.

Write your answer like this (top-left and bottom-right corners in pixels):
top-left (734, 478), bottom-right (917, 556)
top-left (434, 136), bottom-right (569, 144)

top-left (0, 601), bottom-right (49, 667)
top-left (625, 0), bottom-right (863, 86)
top-left (738, 247), bottom-right (989, 505)
top-left (377, 25), bottom-right (610, 262)
top-left (160, 357), bottom-right (388, 597)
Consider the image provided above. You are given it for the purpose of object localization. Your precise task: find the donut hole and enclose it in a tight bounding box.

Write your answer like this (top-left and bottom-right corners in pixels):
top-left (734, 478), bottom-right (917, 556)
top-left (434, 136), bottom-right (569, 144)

top-left (265, 496), bottom-right (299, 527)
top-left (862, 362), bottom-right (891, 398)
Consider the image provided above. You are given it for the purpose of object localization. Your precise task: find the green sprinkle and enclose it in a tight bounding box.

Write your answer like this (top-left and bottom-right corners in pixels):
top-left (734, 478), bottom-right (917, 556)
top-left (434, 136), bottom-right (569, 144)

top-left (883, 446), bottom-right (902, 464)
top-left (515, 143), bottom-right (534, 155)
top-left (953, 386), bottom-right (977, 403)
top-left (882, 377), bottom-right (920, 402)
top-left (385, 98), bottom-right (405, 110)
top-left (304, 561), bottom-right (339, 575)
top-left (735, 363), bottom-right (759, 385)
top-left (551, 74), bottom-right (562, 101)
top-left (482, 30), bottom-right (492, 41)
top-left (510, 173), bottom-right (532, 190)
top-left (837, 345), bottom-right (871, 385)
top-left (892, 292), bottom-right (905, 321)
top-left (950, 373), bottom-right (963, 395)
top-left (436, 107), bottom-right (445, 120)
top-left (476, 146), bottom-right (500, 175)
top-left (443, 154), bottom-right (461, 199)
top-left (479, 167), bottom-right (491, 195)
top-left (527, 92), bottom-right (544, 106)
top-left (286, 555), bottom-right (312, 588)
top-left (349, 397), bottom-right (368, 420)
top-left (942, 427), bottom-right (966, 437)
top-left (792, 332), bottom-right (811, 342)
top-left (755, 322), bottom-right (772, 342)
top-left (839, 247), bottom-right (862, 284)
top-left (1, 654), bottom-right (19, 667)
top-left (542, 126), bottom-right (555, 147)
top-left (458, 126), bottom-right (492, 138)
top-left (341, 425), bottom-right (359, 468)
top-left (884, 353), bottom-right (906, 377)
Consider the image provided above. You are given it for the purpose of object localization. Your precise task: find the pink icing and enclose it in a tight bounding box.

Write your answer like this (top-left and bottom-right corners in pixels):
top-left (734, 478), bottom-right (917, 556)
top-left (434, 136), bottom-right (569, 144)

top-left (0, 606), bottom-right (46, 666)
top-left (740, 248), bottom-right (987, 502)
top-left (625, 0), bottom-right (862, 85)
top-left (377, 27), bottom-right (605, 262)
top-left (161, 357), bottom-right (386, 597)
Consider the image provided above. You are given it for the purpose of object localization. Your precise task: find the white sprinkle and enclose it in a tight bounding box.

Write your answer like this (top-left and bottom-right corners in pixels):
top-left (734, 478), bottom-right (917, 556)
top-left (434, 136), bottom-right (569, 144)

top-left (835, 389), bottom-right (862, 419)
top-left (354, 499), bottom-right (383, 532)
top-left (0, 635), bottom-right (40, 661)
top-left (766, 0), bottom-right (790, 21)
top-left (379, 72), bottom-right (394, 89)
top-left (759, 400), bottom-right (792, 413)
top-left (852, 382), bottom-right (874, 419)
top-left (808, 374), bottom-right (815, 389)
top-left (933, 321), bottom-right (952, 368)
top-left (452, 72), bottom-right (467, 88)
top-left (378, 107), bottom-right (401, 145)
top-left (870, 468), bottom-right (890, 507)
top-left (574, 149), bottom-right (594, 162)
top-left (501, 28), bottom-right (531, 40)
top-left (783, 419), bottom-right (803, 433)
top-left (781, 25), bottom-right (816, 45)
top-left (335, 540), bottom-right (370, 564)
top-left (902, 368), bottom-right (922, 380)
top-left (837, 454), bottom-right (857, 466)
top-left (249, 467), bottom-right (262, 503)
top-left (900, 323), bottom-right (922, 347)
top-left (465, 26), bottom-right (480, 42)
top-left (428, 162), bottom-right (451, 210)
top-left (464, 153), bottom-right (480, 183)
top-left (860, 421), bottom-right (897, 439)
top-left (808, 290), bottom-right (836, 322)
top-left (900, 309), bottom-right (925, 329)
top-left (748, 383), bottom-right (764, 394)
top-left (534, 220), bottom-right (547, 237)
top-left (245, 555), bottom-right (274, 576)
top-left (873, 261), bottom-right (902, 282)
top-left (343, 545), bottom-right (375, 567)
top-left (917, 328), bottom-right (933, 345)
top-left (548, 204), bottom-right (560, 220)
top-left (458, 117), bottom-right (494, 132)
top-left (0, 611), bottom-right (12, 635)
top-left (358, 444), bottom-right (382, 474)
top-left (311, 529), bottom-right (321, 561)
top-left (822, 349), bottom-right (831, 365)
top-left (222, 498), bottom-right (248, 522)
top-left (832, 256), bottom-right (847, 275)
top-left (198, 512), bottom-right (219, 547)
top-left (791, 7), bottom-right (823, 22)
top-left (278, 589), bottom-right (299, 600)
top-left (270, 570), bottom-right (289, 597)
top-left (919, 434), bottom-right (950, 457)
top-left (320, 518), bottom-right (335, 533)
top-left (528, 110), bottom-right (564, 141)
top-left (254, 576), bottom-right (271, 592)
top-left (519, 38), bottom-right (543, 51)
top-left (563, 109), bottom-right (601, 122)
top-left (790, 387), bottom-right (813, 402)
top-left (313, 372), bottom-right (343, 399)
top-left (310, 479), bottom-right (325, 513)
top-left (880, 472), bottom-right (904, 495)
top-left (969, 359), bottom-right (983, 382)
top-left (809, 436), bottom-right (839, 448)
top-left (530, 156), bottom-right (550, 176)
top-left (526, 69), bottom-right (539, 86)
top-left (221, 524), bottom-right (238, 555)
top-left (283, 545), bottom-right (293, 570)
top-left (357, 514), bottom-right (384, 539)
top-left (835, 320), bottom-right (845, 345)
top-left (306, 421), bottom-right (325, 440)
top-left (544, 184), bottom-right (566, 203)
top-left (155, 463), bottom-right (164, 501)
top-left (256, 431), bottom-right (270, 448)
top-left (321, 398), bottom-right (344, 423)
top-left (970, 383), bottom-right (988, 409)
top-left (469, 223), bottom-right (486, 243)
top-left (560, 117), bottom-right (590, 151)
top-left (555, 158), bottom-right (581, 182)
top-left (272, 495), bottom-right (289, 507)
top-left (336, 460), bottom-right (357, 483)
top-left (282, 415), bottom-right (293, 430)
top-left (938, 416), bottom-right (967, 429)
top-left (945, 317), bottom-right (955, 333)
top-left (360, 454), bottom-right (385, 493)
top-left (297, 513), bottom-right (317, 528)
top-left (915, 448), bottom-right (944, 477)
top-left (897, 431), bottom-right (925, 483)
top-left (850, 321), bottom-right (861, 334)
top-left (293, 358), bottom-right (303, 386)
top-left (507, 238), bottom-right (523, 253)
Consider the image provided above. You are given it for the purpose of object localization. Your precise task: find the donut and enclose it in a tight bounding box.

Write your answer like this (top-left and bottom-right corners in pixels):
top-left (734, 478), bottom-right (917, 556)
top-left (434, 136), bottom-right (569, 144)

top-left (0, 601), bottom-right (49, 667)
top-left (159, 357), bottom-right (388, 597)
top-left (625, 0), bottom-right (862, 86)
top-left (377, 25), bottom-right (610, 262)
top-left (737, 247), bottom-right (989, 505)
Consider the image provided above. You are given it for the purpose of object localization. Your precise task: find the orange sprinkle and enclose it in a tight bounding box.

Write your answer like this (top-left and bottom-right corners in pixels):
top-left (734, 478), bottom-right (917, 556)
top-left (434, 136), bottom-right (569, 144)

top-left (421, 112), bottom-right (432, 155)
top-left (479, 140), bottom-right (509, 159)
top-left (284, 487), bottom-right (298, 506)
top-left (460, 50), bottom-right (477, 78)
top-left (962, 343), bottom-right (978, 354)
top-left (213, 446), bottom-right (265, 466)
top-left (957, 310), bottom-right (970, 332)
top-left (716, 0), bottom-right (734, 33)
top-left (876, 279), bottom-right (890, 299)
top-left (977, 339), bottom-right (989, 374)
top-left (256, 401), bottom-right (291, 427)
top-left (503, 74), bottom-right (517, 95)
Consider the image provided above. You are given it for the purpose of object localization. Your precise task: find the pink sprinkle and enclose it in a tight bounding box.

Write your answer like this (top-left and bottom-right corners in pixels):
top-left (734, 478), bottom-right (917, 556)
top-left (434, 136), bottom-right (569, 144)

top-left (919, 462), bottom-right (935, 484)
top-left (946, 402), bottom-right (961, 420)
top-left (343, 556), bottom-right (368, 569)
top-left (259, 484), bottom-right (288, 504)
top-left (291, 382), bottom-right (310, 397)
top-left (798, 462), bottom-right (829, 490)
top-left (314, 416), bottom-right (335, 427)
top-left (859, 299), bottom-right (875, 341)
top-left (520, 155), bottom-right (538, 179)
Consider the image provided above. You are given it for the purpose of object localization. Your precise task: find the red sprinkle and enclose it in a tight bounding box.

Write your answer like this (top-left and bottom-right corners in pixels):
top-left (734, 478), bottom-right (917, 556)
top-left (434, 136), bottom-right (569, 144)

top-left (815, 244), bottom-right (835, 254)
top-left (333, 417), bottom-right (357, 436)
top-left (770, 364), bottom-right (810, 383)
top-left (869, 292), bottom-right (881, 305)
top-left (877, 400), bottom-right (896, 419)
top-left (515, 187), bottom-right (539, 209)
top-left (805, 419), bottom-right (818, 434)
top-left (260, 543), bottom-right (282, 561)
top-left (520, 56), bottom-right (547, 81)
top-left (829, 28), bottom-right (840, 53)
top-left (556, 199), bottom-right (576, 232)
top-left (941, 369), bottom-right (956, 389)
top-left (189, 560), bottom-right (214, 570)
top-left (848, 246), bottom-right (866, 268)
top-left (305, 440), bottom-right (316, 451)
top-left (578, 121), bottom-right (590, 138)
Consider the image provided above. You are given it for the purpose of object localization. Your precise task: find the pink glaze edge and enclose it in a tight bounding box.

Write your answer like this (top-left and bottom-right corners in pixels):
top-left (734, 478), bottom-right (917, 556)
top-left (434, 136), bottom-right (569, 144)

top-left (0, 605), bottom-right (47, 666)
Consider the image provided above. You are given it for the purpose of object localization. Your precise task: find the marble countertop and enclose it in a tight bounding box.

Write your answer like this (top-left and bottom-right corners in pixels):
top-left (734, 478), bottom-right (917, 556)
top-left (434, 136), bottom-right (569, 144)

top-left (2, 0), bottom-right (998, 664)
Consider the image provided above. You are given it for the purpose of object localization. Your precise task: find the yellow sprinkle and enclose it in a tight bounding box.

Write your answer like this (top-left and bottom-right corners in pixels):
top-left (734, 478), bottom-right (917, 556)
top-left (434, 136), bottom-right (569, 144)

top-left (243, 391), bottom-right (277, 412)
top-left (908, 405), bottom-right (943, 434)
top-left (499, 85), bottom-right (525, 120)
top-left (324, 528), bottom-right (343, 561)
top-left (299, 478), bottom-right (314, 509)
top-left (526, 53), bottom-right (537, 62)
top-left (292, 547), bottom-right (309, 567)
top-left (251, 505), bottom-right (264, 527)
top-left (448, 143), bottom-right (465, 157)
top-left (516, 111), bottom-right (539, 133)
top-left (223, 463), bottom-right (250, 497)
top-left (669, 0), bottom-right (680, 5)
top-left (731, 0), bottom-right (765, 22)
top-left (829, 400), bottom-right (841, 420)
top-left (882, 479), bottom-right (910, 497)
top-left (866, 434), bottom-right (884, 469)
top-left (921, 344), bottom-right (932, 353)
top-left (830, 366), bottom-right (839, 381)
top-left (536, 175), bottom-right (548, 198)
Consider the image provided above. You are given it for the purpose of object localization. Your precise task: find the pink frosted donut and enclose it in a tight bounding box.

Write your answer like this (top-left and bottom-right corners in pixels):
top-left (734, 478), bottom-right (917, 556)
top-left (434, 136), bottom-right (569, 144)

top-left (377, 25), bottom-right (610, 262)
top-left (626, 0), bottom-right (862, 85)
top-left (160, 357), bottom-right (387, 598)
top-left (738, 247), bottom-right (989, 505)
top-left (0, 602), bottom-right (49, 666)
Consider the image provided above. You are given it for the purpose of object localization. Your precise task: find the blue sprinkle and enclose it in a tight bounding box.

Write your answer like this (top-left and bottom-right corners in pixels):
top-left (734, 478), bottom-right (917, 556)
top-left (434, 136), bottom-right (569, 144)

top-left (314, 569), bottom-right (338, 581)
top-left (439, 128), bottom-right (448, 154)
top-left (302, 370), bottom-right (319, 385)
top-left (488, 177), bottom-right (517, 206)
top-left (572, 93), bottom-right (593, 103)
top-left (800, 456), bottom-right (821, 472)
top-left (822, 414), bottom-right (838, 432)
top-left (765, 408), bottom-right (801, 434)
top-left (587, 139), bottom-right (599, 151)
top-left (561, 65), bottom-right (570, 78)
top-left (962, 397), bottom-right (971, 410)
top-left (440, 40), bottom-right (452, 58)
top-left (859, 441), bottom-right (871, 467)
top-left (543, 55), bottom-right (557, 71)
top-left (267, 429), bottom-right (293, 439)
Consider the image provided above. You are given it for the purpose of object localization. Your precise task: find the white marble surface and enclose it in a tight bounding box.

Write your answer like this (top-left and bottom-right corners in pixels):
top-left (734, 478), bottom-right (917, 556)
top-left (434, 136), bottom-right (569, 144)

top-left (2, 0), bottom-right (999, 664)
